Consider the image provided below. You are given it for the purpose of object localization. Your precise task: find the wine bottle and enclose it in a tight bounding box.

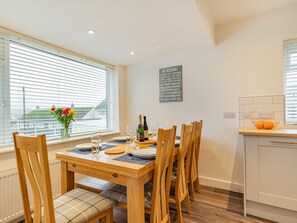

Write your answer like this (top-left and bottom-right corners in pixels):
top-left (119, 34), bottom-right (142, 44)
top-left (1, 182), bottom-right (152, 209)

top-left (137, 115), bottom-right (144, 142)
top-left (143, 116), bottom-right (149, 140)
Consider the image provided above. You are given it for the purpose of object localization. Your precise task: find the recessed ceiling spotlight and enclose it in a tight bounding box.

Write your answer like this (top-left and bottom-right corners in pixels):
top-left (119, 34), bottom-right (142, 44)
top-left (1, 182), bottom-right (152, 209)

top-left (87, 29), bottom-right (95, 34)
top-left (130, 51), bottom-right (135, 55)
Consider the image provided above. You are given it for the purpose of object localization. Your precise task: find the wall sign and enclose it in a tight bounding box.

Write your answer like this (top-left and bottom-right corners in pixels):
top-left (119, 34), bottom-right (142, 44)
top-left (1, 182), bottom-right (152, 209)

top-left (159, 65), bottom-right (183, 103)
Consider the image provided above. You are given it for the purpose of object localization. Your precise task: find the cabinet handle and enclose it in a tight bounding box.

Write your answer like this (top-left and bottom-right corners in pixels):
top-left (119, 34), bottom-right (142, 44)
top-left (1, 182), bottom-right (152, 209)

top-left (112, 173), bottom-right (119, 178)
top-left (270, 141), bottom-right (297, 145)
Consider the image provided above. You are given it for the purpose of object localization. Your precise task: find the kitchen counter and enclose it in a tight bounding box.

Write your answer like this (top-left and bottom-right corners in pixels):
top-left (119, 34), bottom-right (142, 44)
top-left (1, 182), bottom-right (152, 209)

top-left (239, 128), bottom-right (297, 137)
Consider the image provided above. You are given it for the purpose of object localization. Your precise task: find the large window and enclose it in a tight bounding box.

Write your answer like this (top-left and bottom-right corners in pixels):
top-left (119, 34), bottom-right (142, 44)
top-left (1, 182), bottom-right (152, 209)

top-left (284, 39), bottom-right (297, 124)
top-left (0, 33), bottom-right (116, 146)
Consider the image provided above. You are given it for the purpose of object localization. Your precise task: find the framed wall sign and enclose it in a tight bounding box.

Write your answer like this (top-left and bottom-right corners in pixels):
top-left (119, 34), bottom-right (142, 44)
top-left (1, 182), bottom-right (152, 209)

top-left (159, 65), bottom-right (183, 103)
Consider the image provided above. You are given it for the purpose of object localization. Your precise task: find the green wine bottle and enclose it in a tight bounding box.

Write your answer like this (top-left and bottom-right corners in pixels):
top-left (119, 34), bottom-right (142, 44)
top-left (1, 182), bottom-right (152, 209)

top-left (137, 114), bottom-right (144, 142)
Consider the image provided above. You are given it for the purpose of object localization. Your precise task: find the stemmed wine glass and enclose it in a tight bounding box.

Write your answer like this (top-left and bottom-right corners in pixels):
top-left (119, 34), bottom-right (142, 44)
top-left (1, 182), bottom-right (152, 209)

top-left (91, 130), bottom-right (102, 157)
top-left (151, 122), bottom-right (158, 138)
top-left (125, 125), bottom-right (132, 144)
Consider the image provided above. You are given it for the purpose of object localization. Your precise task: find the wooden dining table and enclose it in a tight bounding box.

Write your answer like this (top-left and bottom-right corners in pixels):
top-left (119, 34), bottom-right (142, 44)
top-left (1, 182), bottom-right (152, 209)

top-left (56, 143), bottom-right (155, 223)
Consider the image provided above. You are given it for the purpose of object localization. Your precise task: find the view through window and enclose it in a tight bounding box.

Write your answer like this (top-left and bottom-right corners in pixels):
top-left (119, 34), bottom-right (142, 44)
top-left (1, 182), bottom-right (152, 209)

top-left (284, 40), bottom-right (297, 124)
top-left (0, 35), bottom-right (114, 146)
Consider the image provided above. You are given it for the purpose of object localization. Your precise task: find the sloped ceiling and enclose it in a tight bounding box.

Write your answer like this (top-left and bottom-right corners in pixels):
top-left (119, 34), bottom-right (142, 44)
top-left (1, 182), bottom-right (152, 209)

top-left (0, 0), bottom-right (296, 65)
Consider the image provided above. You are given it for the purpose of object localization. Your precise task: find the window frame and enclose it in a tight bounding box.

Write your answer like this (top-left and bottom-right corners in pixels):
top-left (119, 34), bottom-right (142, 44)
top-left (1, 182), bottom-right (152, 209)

top-left (0, 31), bottom-right (119, 147)
top-left (284, 38), bottom-right (297, 125)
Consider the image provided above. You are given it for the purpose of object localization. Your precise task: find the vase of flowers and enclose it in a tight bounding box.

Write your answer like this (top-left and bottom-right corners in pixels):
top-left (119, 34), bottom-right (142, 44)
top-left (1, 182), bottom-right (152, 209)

top-left (50, 106), bottom-right (76, 140)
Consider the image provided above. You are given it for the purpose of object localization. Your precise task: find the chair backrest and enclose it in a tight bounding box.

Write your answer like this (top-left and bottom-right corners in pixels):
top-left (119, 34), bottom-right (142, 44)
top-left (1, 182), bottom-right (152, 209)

top-left (176, 124), bottom-right (194, 198)
top-left (13, 132), bottom-right (55, 223)
top-left (150, 126), bottom-right (176, 223)
top-left (190, 121), bottom-right (203, 182)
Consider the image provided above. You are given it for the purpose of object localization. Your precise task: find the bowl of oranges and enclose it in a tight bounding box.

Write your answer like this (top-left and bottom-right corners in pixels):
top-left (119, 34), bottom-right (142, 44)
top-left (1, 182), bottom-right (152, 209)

top-left (251, 112), bottom-right (279, 130)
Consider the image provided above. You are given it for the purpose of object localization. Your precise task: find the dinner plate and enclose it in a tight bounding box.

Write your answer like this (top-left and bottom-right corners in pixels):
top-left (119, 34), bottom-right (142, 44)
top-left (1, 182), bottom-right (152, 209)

top-left (131, 147), bottom-right (156, 159)
top-left (75, 143), bottom-right (93, 151)
top-left (112, 136), bottom-right (126, 142)
top-left (75, 143), bottom-right (106, 151)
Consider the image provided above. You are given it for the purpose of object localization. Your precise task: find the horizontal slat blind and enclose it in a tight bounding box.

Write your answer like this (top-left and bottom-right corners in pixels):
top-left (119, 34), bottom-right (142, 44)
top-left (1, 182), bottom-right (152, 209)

top-left (284, 40), bottom-right (297, 124)
top-left (0, 34), bottom-right (114, 146)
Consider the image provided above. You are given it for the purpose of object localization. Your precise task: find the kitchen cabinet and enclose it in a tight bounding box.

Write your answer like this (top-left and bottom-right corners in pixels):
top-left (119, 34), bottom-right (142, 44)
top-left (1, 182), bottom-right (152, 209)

top-left (240, 129), bottom-right (297, 223)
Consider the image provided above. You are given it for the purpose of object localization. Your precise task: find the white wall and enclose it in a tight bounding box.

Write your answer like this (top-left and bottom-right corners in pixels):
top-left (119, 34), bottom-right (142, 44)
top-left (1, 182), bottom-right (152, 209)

top-left (125, 5), bottom-right (297, 192)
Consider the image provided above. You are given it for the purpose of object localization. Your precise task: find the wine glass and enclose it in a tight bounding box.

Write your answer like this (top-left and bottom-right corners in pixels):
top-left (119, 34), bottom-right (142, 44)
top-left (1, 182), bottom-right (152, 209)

top-left (151, 122), bottom-right (158, 138)
top-left (125, 125), bottom-right (132, 144)
top-left (91, 130), bottom-right (102, 157)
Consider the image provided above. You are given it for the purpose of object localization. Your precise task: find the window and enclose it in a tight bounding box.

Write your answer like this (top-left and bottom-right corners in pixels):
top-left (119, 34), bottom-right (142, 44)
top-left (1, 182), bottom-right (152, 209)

top-left (284, 39), bottom-right (297, 124)
top-left (0, 33), bottom-right (117, 146)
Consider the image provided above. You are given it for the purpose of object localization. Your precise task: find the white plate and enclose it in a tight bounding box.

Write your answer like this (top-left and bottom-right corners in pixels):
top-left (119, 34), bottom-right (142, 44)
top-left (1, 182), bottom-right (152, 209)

top-left (75, 143), bottom-right (106, 151)
top-left (75, 143), bottom-right (93, 151)
top-left (112, 136), bottom-right (127, 142)
top-left (131, 148), bottom-right (156, 159)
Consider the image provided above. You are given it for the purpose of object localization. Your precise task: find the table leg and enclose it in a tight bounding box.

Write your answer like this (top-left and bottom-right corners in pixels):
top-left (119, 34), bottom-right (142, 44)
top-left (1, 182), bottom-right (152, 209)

top-left (61, 161), bottom-right (74, 194)
top-left (126, 177), bottom-right (145, 223)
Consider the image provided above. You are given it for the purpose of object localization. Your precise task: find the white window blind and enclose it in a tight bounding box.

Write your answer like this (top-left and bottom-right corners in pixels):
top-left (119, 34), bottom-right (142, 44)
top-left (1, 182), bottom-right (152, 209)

top-left (284, 40), bottom-right (297, 124)
top-left (0, 33), bottom-right (115, 146)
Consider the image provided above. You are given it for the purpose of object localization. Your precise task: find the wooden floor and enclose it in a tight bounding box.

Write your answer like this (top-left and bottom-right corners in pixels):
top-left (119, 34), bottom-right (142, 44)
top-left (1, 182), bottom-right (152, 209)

top-left (113, 185), bottom-right (275, 223)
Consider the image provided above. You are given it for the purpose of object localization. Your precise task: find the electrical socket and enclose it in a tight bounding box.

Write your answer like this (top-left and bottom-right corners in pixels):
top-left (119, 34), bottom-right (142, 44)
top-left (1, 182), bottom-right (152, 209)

top-left (223, 112), bottom-right (236, 119)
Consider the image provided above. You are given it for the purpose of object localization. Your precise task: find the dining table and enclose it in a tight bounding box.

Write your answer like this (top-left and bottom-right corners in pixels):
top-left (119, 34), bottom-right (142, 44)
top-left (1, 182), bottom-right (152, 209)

top-left (56, 142), bottom-right (157, 223)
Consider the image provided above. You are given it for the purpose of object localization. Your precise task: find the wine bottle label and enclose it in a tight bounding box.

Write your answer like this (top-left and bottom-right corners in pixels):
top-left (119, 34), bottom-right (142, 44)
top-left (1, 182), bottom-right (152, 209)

top-left (139, 133), bottom-right (144, 142)
top-left (144, 130), bottom-right (149, 140)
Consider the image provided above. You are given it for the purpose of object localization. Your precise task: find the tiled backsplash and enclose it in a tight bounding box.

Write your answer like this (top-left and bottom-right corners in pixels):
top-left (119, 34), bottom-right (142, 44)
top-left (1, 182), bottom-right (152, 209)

top-left (239, 95), bottom-right (285, 128)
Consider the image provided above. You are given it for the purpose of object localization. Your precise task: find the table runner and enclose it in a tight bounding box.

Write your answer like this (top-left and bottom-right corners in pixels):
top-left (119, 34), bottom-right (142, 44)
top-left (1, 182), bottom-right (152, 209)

top-left (113, 154), bottom-right (154, 165)
top-left (68, 144), bottom-right (116, 155)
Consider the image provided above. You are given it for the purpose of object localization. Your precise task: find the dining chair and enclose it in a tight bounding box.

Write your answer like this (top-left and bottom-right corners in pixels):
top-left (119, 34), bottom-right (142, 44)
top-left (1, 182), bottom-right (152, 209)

top-left (169, 124), bottom-right (193, 223)
top-left (100, 126), bottom-right (177, 223)
top-left (13, 132), bottom-right (114, 223)
top-left (189, 120), bottom-right (203, 201)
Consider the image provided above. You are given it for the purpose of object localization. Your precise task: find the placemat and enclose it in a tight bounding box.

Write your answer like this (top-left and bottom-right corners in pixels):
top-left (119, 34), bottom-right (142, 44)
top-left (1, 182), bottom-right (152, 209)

top-left (68, 144), bottom-right (116, 155)
top-left (107, 140), bottom-right (127, 144)
top-left (113, 154), bottom-right (154, 165)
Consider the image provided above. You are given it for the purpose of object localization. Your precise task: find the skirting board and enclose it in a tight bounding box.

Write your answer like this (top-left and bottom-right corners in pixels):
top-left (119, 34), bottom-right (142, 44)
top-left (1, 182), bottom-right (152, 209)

top-left (199, 176), bottom-right (243, 193)
top-left (247, 200), bottom-right (297, 223)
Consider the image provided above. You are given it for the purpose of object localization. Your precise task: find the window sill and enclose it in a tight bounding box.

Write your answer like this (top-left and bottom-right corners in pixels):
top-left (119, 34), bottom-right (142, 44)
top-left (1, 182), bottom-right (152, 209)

top-left (0, 131), bottom-right (121, 155)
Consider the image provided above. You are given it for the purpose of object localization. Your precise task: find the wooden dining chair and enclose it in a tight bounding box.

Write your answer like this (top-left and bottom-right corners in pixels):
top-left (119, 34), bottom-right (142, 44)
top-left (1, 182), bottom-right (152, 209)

top-left (169, 124), bottom-right (193, 223)
top-left (189, 120), bottom-right (203, 201)
top-left (100, 126), bottom-right (177, 223)
top-left (13, 132), bottom-right (114, 223)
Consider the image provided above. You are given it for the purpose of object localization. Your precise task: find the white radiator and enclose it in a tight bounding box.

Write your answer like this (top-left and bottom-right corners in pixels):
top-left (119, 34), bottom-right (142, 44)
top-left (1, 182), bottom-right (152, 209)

top-left (0, 160), bottom-right (84, 223)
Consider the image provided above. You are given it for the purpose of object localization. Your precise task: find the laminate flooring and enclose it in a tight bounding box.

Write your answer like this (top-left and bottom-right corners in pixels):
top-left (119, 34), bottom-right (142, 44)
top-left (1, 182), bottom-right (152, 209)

top-left (113, 185), bottom-right (275, 223)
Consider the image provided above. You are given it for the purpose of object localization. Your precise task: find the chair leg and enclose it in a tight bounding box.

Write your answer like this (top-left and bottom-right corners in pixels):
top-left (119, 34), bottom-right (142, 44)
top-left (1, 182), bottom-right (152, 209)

top-left (106, 208), bottom-right (113, 223)
top-left (176, 199), bottom-right (183, 223)
top-left (194, 178), bottom-right (201, 193)
top-left (189, 180), bottom-right (195, 201)
top-left (185, 193), bottom-right (191, 214)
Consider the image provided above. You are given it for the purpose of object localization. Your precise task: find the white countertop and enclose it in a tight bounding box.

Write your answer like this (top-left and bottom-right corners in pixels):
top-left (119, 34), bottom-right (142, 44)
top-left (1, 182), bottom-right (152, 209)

top-left (239, 128), bottom-right (297, 137)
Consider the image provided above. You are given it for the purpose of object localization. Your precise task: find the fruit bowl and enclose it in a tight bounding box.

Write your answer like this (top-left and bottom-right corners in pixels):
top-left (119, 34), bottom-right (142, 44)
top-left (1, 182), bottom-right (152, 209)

top-left (250, 112), bottom-right (279, 130)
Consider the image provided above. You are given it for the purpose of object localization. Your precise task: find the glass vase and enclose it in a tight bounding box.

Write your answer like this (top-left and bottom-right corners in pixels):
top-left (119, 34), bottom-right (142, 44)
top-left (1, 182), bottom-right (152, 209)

top-left (60, 127), bottom-right (70, 140)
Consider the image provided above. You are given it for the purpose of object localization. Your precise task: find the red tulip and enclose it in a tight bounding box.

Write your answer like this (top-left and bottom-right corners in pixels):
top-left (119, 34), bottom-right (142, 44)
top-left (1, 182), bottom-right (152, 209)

top-left (62, 109), bottom-right (69, 115)
top-left (66, 107), bottom-right (71, 111)
top-left (51, 107), bottom-right (56, 111)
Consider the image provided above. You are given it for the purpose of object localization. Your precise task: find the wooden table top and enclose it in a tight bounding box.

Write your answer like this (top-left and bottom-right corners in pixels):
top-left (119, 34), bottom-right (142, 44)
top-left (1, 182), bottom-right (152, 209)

top-left (56, 144), bottom-right (155, 178)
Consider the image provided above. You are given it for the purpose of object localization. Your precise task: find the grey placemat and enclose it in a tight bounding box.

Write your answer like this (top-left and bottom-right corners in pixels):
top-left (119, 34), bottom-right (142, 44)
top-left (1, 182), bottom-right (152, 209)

top-left (113, 154), bottom-right (154, 165)
top-left (108, 140), bottom-right (127, 144)
top-left (68, 144), bottom-right (116, 155)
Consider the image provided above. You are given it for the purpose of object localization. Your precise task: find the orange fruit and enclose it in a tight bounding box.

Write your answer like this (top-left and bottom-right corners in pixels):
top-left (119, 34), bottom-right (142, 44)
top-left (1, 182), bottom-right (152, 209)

top-left (255, 121), bottom-right (264, 129)
top-left (263, 122), bottom-right (274, 129)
